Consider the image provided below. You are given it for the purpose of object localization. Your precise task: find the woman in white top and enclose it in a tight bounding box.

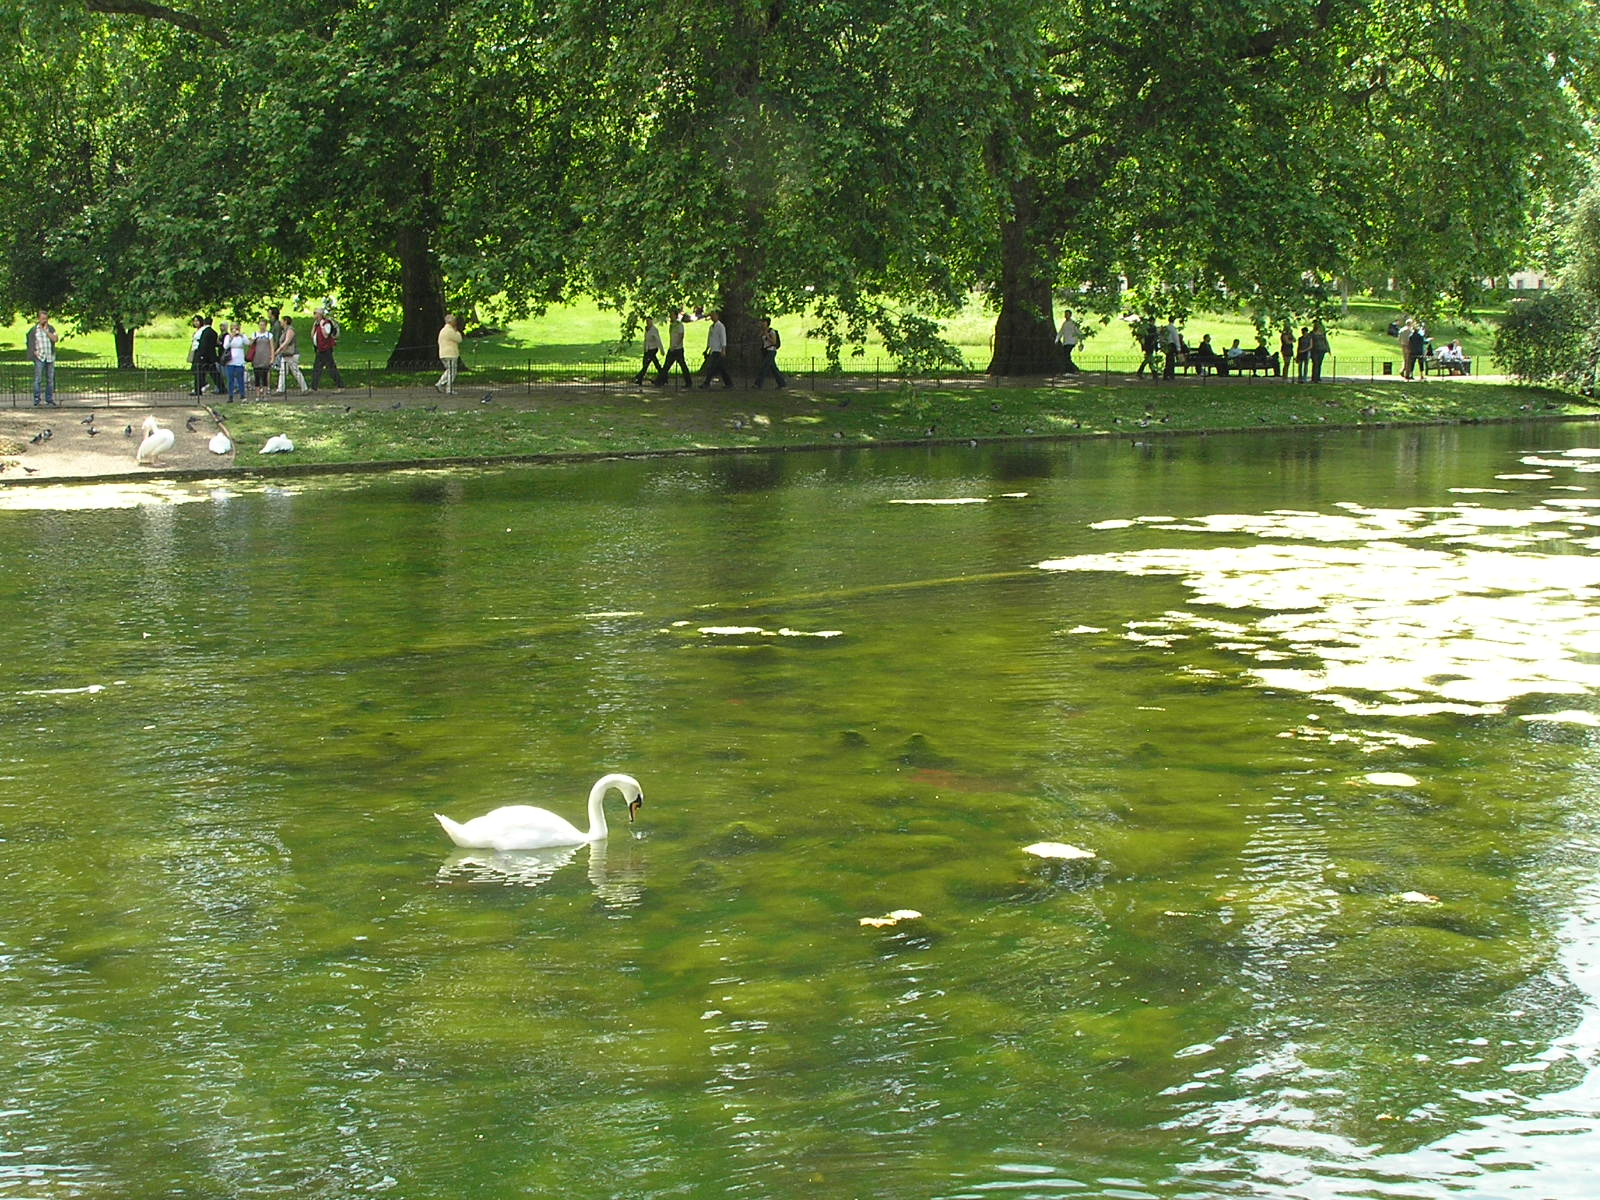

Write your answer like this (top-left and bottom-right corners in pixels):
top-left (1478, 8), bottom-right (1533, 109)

top-left (223, 323), bottom-right (249, 401)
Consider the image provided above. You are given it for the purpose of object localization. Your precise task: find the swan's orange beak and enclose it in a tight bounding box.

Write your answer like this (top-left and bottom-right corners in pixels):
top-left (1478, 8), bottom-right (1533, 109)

top-left (628, 796), bottom-right (643, 822)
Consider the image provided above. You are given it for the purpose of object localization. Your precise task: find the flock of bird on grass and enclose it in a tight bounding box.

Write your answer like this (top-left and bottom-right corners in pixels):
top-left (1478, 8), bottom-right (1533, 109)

top-left (10, 412), bottom-right (299, 468)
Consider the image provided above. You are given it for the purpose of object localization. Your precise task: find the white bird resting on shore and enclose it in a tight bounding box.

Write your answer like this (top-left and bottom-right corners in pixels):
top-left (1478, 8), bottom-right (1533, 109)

top-left (135, 416), bottom-right (175, 465)
top-left (260, 434), bottom-right (294, 454)
top-left (435, 773), bottom-right (645, 851)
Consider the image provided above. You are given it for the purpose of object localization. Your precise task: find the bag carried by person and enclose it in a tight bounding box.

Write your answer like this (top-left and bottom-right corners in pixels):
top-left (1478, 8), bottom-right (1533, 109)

top-left (245, 341), bottom-right (256, 363)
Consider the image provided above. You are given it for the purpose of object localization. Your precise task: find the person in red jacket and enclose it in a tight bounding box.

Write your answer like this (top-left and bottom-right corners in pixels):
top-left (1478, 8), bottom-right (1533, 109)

top-left (310, 307), bottom-right (345, 392)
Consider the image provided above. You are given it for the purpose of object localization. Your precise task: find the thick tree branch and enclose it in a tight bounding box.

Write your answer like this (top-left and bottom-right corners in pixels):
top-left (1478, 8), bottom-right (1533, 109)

top-left (83, 0), bottom-right (229, 46)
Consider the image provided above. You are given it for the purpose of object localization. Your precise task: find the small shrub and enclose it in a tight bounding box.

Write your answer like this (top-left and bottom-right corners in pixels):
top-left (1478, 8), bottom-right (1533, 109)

top-left (1494, 291), bottom-right (1599, 390)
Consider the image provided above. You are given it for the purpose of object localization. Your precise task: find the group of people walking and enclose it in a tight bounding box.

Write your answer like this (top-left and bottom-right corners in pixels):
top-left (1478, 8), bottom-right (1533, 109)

top-left (189, 306), bottom-right (344, 399)
top-left (29, 303), bottom-right (1473, 404)
top-left (631, 310), bottom-right (786, 390)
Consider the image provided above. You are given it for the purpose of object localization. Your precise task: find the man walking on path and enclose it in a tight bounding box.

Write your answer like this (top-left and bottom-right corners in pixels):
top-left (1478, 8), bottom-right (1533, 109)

top-left (27, 311), bottom-right (57, 406)
top-left (1160, 317), bottom-right (1182, 379)
top-left (753, 318), bottom-right (786, 389)
top-left (310, 308), bottom-right (344, 391)
top-left (653, 310), bottom-right (692, 387)
top-left (634, 318), bottom-right (664, 386)
top-left (1056, 310), bottom-right (1081, 374)
top-left (699, 311), bottom-right (732, 388)
top-left (1133, 316), bottom-right (1158, 377)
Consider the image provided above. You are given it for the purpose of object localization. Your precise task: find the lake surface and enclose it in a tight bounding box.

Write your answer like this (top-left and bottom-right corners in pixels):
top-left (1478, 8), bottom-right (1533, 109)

top-left (2, 421), bottom-right (1598, 1199)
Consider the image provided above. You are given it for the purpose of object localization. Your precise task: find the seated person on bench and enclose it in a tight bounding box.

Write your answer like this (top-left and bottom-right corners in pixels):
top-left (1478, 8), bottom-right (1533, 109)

top-left (1435, 341), bottom-right (1469, 373)
top-left (1191, 334), bottom-right (1224, 375)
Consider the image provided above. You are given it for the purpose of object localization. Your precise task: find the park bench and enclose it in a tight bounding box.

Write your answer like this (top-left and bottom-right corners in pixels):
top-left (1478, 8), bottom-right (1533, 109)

top-left (1421, 352), bottom-right (1471, 376)
top-left (1220, 349), bottom-right (1280, 376)
top-left (1171, 347), bottom-right (1279, 376)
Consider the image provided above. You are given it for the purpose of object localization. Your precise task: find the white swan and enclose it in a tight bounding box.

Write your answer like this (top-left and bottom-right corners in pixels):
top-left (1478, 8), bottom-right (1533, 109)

top-left (435, 772), bottom-right (644, 851)
top-left (135, 416), bottom-right (176, 465)
top-left (260, 434), bottom-right (294, 454)
top-left (208, 431), bottom-right (233, 455)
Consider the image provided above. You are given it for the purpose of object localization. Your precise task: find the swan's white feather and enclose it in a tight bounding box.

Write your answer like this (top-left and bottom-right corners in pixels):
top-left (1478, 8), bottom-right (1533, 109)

top-left (135, 417), bottom-right (176, 464)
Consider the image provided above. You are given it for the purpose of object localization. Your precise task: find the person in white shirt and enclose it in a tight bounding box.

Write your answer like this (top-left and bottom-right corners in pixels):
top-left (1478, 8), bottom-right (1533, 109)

top-left (1056, 311), bottom-right (1081, 374)
top-left (698, 311), bottom-right (732, 388)
top-left (1160, 318), bottom-right (1182, 378)
top-left (633, 317), bottom-right (664, 386)
top-left (1436, 340), bottom-right (1469, 373)
top-left (223, 322), bottom-right (249, 401)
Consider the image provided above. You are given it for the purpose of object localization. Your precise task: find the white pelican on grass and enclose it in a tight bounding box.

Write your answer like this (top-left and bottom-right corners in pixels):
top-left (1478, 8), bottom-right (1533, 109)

top-left (135, 416), bottom-right (176, 465)
top-left (436, 773), bottom-right (644, 851)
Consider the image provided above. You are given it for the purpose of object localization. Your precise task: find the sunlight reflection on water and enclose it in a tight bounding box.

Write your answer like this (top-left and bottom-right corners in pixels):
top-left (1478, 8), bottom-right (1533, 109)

top-left (1039, 451), bottom-right (1600, 719)
top-left (1026, 441), bottom-right (1600, 1198)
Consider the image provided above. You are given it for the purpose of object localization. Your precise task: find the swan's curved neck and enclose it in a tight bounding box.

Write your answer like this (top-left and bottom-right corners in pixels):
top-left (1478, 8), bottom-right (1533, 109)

top-left (584, 778), bottom-right (612, 841)
top-left (584, 773), bottom-right (637, 840)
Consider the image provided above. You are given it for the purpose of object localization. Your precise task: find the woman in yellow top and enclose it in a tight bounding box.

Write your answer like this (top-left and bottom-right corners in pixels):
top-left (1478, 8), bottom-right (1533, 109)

top-left (435, 315), bottom-right (464, 393)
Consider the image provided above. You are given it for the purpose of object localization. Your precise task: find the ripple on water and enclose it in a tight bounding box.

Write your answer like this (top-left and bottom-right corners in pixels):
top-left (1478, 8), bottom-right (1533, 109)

top-left (1038, 494), bottom-right (1600, 717)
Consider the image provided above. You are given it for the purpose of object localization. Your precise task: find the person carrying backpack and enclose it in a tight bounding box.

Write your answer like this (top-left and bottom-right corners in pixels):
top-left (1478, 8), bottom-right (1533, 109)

top-left (753, 317), bottom-right (786, 389)
top-left (310, 306), bottom-right (344, 392)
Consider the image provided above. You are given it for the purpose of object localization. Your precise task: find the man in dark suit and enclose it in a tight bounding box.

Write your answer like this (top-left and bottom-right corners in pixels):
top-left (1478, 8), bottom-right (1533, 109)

top-left (193, 316), bottom-right (226, 396)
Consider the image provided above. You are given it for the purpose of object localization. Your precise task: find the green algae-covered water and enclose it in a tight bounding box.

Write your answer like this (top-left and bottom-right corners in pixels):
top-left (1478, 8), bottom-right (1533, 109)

top-left (2, 422), bottom-right (1598, 1199)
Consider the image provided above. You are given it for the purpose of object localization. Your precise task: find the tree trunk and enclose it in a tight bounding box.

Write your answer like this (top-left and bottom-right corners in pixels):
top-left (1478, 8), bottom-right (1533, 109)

top-left (987, 179), bottom-right (1058, 376)
top-left (387, 219), bottom-right (446, 369)
top-left (717, 252), bottom-right (762, 383)
top-left (112, 320), bottom-right (136, 370)
top-left (707, 7), bottom-right (778, 386)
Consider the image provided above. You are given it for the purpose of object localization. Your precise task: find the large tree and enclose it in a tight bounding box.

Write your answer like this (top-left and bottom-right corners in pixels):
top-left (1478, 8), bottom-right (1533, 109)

top-left (6, 0), bottom-right (531, 366)
top-left (0, 5), bottom-right (258, 365)
top-left (978, 0), bottom-right (1597, 373)
top-left (513, 0), bottom-right (1003, 373)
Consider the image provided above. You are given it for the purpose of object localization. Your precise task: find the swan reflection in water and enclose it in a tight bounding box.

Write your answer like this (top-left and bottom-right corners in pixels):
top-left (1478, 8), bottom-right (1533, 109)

top-left (436, 836), bottom-right (646, 906)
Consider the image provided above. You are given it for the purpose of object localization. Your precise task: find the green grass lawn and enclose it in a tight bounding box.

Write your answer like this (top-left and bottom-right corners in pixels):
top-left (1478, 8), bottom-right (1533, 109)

top-left (206, 377), bottom-right (1588, 469)
top-left (0, 295), bottom-right (1506, 377)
